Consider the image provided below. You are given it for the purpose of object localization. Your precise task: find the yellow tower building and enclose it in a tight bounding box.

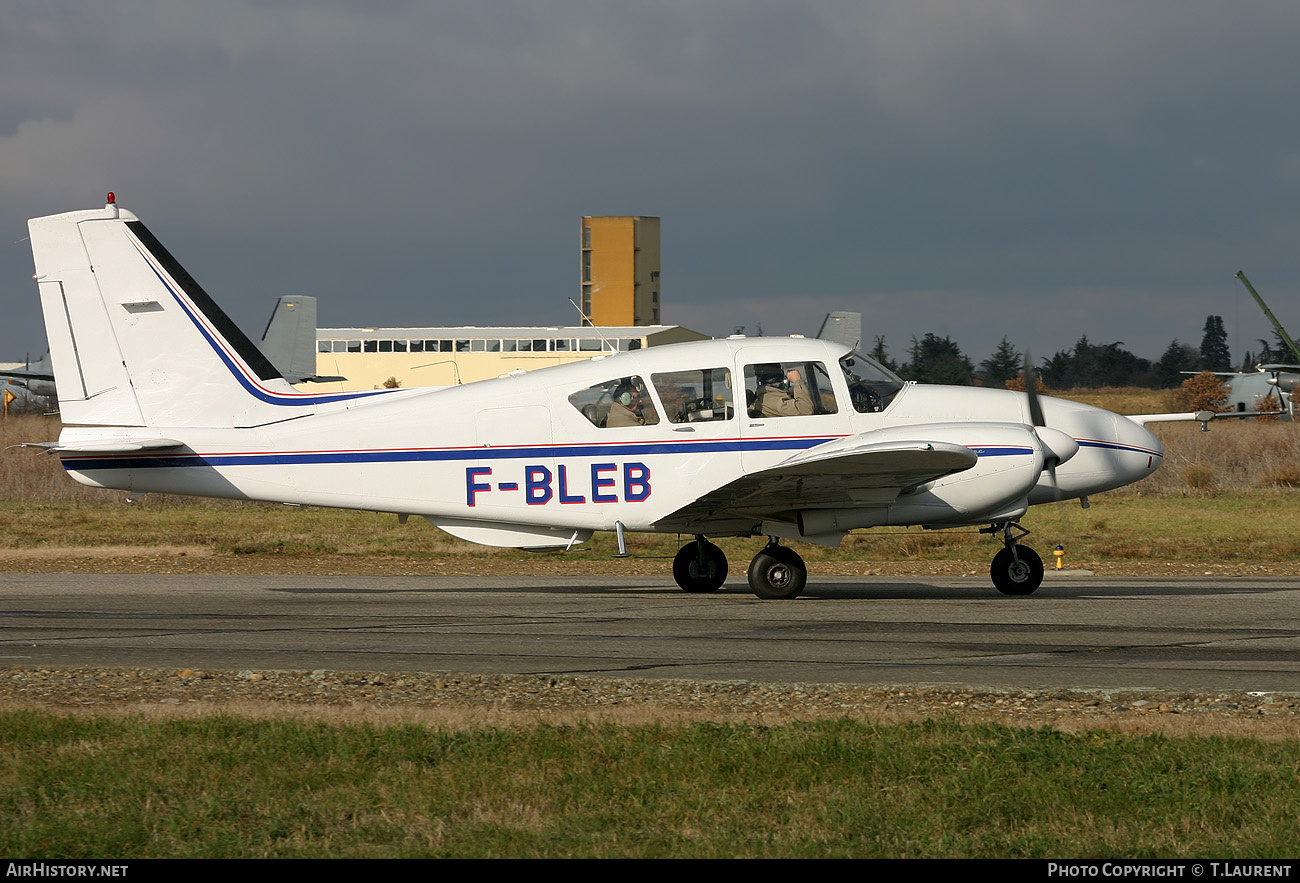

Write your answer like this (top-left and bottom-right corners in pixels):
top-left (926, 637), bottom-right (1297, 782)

top-left (580, 216), bottom-right (660, 327)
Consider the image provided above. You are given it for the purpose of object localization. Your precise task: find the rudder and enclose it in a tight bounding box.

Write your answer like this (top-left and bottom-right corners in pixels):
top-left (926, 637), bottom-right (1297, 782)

top-left (29, 197), bottom-right (305, 428)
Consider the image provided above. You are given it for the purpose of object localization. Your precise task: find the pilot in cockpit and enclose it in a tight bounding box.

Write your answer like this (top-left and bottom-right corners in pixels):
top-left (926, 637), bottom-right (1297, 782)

top-left (752, 364), bottom-right (814, 417)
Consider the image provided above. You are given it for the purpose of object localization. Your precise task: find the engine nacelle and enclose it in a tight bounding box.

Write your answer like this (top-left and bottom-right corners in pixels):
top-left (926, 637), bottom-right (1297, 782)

top-left (795, 422), bottom-right (1045, 533)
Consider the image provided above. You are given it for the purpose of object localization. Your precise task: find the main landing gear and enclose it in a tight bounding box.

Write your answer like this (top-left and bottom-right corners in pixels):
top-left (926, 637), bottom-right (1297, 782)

top-left (672, 536), bottom-right (728, 593)
top-left (672, 536), bottom-right (808, 599)
top-left (672, 523), bottom-right (1044, 599)
top-left (983, 522), bottom-right (1044, 595)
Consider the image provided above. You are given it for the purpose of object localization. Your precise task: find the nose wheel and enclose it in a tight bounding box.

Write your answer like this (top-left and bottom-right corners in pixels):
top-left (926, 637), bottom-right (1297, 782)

top-left (747, 541), bottom-right (807, 600)
top-left (985, 522), bottom-right (1044, 595)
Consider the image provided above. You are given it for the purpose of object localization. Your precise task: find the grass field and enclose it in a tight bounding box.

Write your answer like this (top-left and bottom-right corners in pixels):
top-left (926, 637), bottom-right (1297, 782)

top-left (4, 713), bottom-right (1300, 859)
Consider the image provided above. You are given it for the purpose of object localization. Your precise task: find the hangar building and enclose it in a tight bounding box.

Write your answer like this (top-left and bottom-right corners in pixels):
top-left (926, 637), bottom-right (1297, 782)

top-left (314, 324), bottom-right (707, 389)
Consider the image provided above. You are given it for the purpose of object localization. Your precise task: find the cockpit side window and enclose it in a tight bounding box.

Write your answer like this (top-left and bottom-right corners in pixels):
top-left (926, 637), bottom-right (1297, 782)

top-left (744, 361), bottom-right (838, 418)
top-left (650, 368), bottom-right (734, 424)
top-left (567, 375), bottom-right (660, 428)
top-left (839, 351), bottom-right (904, 413)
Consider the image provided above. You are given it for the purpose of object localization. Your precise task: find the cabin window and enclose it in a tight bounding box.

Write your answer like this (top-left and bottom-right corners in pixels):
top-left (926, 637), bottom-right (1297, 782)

top-left (839, 351), bottom-right (904, 413)
top-left (744, 361), bottom-right (838, 418)
top-left (651, 368), bottom-right (734, 424)
top-left (568, 375), bottom-right (660, 428)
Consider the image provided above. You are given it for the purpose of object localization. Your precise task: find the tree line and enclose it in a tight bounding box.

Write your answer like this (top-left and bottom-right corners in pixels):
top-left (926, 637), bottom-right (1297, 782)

top-left (866, 316), bottom-right (1291, 389)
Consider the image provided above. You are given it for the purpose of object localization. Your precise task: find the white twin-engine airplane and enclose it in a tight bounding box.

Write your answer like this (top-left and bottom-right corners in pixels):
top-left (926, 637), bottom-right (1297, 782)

top-left (27, 196), bottom-right (1185, 599)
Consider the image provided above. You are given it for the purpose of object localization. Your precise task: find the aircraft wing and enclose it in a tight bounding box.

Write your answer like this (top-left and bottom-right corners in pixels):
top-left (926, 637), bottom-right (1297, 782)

top-left (653, 437), bottom-right (978, 534)
top-left (0, 368), bottom-right (55, 382)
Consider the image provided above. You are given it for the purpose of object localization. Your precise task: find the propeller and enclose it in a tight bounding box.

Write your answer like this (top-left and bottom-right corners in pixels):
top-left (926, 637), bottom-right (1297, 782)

top-left (1021, 352), bottom-right (1079, 500)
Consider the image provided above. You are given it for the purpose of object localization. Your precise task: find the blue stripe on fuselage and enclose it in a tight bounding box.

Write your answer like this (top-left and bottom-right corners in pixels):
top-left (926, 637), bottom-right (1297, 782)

top-left (59, 436), bottom-right (838, 471)
top-left (57, 436), bottom-right (1065, 472)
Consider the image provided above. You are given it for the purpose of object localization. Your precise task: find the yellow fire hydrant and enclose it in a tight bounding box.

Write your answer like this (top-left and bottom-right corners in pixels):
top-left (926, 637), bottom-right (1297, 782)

top-left (1053, 544), bottom-right (1065, 570)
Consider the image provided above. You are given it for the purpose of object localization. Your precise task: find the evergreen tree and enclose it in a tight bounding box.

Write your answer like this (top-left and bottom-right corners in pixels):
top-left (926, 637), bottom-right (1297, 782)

top-left (977, 338), bottom-right (1023, 388)
top-left (1036, 336), bottom-right (1150, 388)
top-left (868, 335), bottom-right (898, 373)
top-left (900, 333), bottom-right (974, 385)
top-left (1199, 315), bottom-right (1232, 371)
top-left (1153, 339), bottom-right (1201, 388)
top-left (1039, 349), bottom-right (1075, 388)
top-left (1253, 333), bottom-right (1296, 364)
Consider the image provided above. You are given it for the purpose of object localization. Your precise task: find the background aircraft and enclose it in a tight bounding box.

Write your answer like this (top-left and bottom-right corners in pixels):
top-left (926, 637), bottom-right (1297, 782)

top-left (258, 295), bottom-right (345, 385)
top-left (23, 197), bottom-right (1207, 599)
top-left (0, 352), bottom-right (55, 399)
top-left (816, 311), bottom-right (862, 350)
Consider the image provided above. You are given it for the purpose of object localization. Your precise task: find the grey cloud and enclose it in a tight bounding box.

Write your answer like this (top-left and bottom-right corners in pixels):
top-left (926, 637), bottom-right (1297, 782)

top-left (3, 2), bottom-right (1300, 368)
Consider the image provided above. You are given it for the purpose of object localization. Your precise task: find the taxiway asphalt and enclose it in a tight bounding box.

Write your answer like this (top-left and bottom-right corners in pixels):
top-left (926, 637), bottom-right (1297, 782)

top-left (2, 572), bottom-right (1298, 693)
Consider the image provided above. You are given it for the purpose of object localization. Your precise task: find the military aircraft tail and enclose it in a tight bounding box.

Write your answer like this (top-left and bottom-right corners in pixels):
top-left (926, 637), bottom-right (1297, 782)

top-left (259, 295), bottom-right (346, 385)
top-left (28, 195), bottom-right (310, 429)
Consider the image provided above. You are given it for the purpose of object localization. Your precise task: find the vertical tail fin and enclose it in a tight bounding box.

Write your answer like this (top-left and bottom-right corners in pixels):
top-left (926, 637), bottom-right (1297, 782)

top-left (28, 198), bottom-right (313, 428)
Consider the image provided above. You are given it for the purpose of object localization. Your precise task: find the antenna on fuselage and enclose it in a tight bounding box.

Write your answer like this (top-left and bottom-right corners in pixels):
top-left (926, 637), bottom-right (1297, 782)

top-left (568, 298), bottom-right (618, 354)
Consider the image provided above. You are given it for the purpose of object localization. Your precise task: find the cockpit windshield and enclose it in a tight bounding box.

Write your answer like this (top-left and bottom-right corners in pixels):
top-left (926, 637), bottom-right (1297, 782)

top-left (839, 351), bottom-right (904, 413)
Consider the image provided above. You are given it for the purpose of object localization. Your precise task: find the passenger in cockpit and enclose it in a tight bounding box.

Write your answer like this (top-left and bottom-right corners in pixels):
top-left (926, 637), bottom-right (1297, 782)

top-left (606, 381), bottom-right (648, 427)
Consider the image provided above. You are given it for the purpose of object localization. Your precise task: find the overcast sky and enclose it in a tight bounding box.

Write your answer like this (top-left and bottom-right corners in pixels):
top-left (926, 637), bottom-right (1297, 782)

top-left (4, 1), bottom-right (1300, 370)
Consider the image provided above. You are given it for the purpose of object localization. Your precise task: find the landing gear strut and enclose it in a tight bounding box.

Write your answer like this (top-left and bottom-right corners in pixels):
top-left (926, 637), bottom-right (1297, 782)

top-left (672, 536), bottom-right (728, 593)
top-left (747, 540), bottom-right (807, 600)
top-left (984, 522), bottom-right (1044, 595)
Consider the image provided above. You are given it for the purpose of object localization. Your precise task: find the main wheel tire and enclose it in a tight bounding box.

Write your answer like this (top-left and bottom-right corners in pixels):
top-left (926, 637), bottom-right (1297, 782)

top-left (673, 540), bottom-right (728, 592)
top-left (747, 545), bottom-right (807, 600)
top-left (991, 546), bottom-right (1044, 595)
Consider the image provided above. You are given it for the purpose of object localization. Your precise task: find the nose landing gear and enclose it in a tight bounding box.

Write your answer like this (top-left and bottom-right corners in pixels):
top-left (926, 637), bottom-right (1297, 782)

top-left (984, 522), bottom-right (1044, 595)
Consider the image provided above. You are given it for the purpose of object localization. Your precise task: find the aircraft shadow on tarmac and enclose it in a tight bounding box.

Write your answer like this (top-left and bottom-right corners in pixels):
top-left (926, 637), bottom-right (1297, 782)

top-left (260, 578), bottom-right (1290, 601)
